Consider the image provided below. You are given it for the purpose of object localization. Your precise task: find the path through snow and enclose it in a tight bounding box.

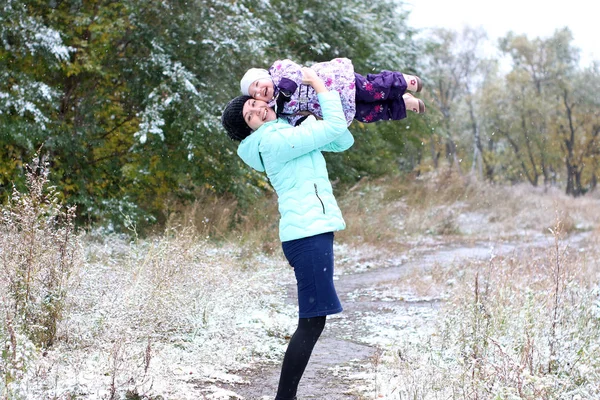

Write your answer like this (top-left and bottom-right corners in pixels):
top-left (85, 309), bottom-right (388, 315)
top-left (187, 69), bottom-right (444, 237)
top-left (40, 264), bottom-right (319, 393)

top-left (219, 232), bottom-right (590, 399)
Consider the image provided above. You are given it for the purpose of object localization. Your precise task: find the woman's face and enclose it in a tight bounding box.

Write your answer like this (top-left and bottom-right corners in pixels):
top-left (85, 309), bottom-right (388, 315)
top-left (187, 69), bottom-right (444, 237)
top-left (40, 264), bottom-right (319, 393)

top-left (242, 98), bottom-right (276, 131)
top-left (248, 78), bottom-right (275, 102)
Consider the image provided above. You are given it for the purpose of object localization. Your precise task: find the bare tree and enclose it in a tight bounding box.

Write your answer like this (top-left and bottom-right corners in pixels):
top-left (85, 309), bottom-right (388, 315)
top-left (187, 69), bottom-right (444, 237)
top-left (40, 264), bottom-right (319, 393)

top-left (422, 26), bottom-right (489, 175)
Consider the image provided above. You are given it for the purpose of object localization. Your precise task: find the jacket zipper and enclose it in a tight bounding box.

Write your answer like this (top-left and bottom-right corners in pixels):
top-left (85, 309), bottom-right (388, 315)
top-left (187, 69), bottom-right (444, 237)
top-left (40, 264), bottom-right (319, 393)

top-left (314, 183), bottom-right (325, 214)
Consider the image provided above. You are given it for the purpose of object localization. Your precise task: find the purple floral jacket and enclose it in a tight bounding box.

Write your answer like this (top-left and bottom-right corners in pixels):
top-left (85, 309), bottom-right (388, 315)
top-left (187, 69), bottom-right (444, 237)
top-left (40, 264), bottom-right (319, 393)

top-left (268, 58), bottom-right (356, 126)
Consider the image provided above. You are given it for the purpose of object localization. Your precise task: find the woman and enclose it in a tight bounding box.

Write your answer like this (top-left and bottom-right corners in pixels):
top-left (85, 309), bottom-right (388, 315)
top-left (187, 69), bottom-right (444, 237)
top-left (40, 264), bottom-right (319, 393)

top-left (221, 67), bottom-right (353, 400)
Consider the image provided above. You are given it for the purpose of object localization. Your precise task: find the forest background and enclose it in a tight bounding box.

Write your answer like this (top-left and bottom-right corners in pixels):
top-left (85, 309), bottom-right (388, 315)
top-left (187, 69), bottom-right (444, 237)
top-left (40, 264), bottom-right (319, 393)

top-left (2, 0), bottom-right (599, 233)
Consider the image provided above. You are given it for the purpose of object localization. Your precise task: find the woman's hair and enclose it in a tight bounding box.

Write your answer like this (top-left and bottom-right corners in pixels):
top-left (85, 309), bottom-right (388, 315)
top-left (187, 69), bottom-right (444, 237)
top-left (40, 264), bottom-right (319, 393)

top-left (221, 95), bottom-right (252, 141)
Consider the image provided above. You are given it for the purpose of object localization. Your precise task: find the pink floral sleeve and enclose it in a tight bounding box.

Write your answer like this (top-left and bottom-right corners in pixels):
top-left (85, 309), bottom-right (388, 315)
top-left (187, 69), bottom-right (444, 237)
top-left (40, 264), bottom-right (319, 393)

top-left (269, 59), bottom-right (303, 88)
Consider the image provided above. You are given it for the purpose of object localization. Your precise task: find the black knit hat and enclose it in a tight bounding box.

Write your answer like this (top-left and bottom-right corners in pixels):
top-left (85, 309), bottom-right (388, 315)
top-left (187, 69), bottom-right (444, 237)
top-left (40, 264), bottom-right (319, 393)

top-left (221, 95), bottom-right (252, 141)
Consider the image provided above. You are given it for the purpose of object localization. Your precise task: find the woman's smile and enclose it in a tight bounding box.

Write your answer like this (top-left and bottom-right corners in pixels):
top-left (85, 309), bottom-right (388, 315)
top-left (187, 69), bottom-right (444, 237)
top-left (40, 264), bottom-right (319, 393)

top-left (243, 99), bottom-right (276, 130)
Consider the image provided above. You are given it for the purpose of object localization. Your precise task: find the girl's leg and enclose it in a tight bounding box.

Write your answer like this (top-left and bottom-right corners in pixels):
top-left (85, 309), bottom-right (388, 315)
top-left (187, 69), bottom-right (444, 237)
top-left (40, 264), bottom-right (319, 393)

top-left (275, 316), bottom-right (327, 400)
top-left (354, 71), bottom-right (407, 104)
top-left (354, 72), bottom-right (426, 121)
top-left (354, 100), bottom-right (404, 122)
top-left (354, 72), bottom-right (407, 121)
top-left (403, 93), bottom-right (425, 114)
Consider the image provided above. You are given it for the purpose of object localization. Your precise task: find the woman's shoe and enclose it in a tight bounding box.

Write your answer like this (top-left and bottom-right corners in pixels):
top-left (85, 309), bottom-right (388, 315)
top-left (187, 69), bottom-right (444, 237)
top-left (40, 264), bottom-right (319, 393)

top-left (403, 74), bottom-right (423, 93)
top-left (403, 93), bottom-right (425, 114)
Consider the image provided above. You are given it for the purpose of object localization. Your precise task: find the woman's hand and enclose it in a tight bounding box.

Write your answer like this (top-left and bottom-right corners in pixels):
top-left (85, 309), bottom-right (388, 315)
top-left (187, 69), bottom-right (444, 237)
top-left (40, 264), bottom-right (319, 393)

top-left (301, 67), bottom-right (327, 94)
top-left (301, 67), bottom-right (319, 84)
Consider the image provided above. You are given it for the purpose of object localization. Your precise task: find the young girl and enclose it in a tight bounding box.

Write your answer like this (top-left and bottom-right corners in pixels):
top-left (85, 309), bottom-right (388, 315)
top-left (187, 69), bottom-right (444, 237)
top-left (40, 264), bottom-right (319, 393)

top-left (240, 57), bottom-right (424, 127)
top-left (222, 67), bottom-right (353, 400)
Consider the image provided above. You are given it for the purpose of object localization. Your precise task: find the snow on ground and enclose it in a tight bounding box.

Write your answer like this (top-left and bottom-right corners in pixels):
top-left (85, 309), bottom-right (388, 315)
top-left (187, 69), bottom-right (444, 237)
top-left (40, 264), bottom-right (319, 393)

top-left (4, 181), bottom-right (600, 399)
top-left (6, 228), bottom-right (600, 399)
top-left (4, 233), bottom-right (297, 399)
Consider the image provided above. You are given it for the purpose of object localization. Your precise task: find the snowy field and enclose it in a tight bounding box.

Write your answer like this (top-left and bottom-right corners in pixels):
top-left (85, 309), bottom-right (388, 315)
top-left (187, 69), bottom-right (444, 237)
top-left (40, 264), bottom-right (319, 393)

top-left (3, 175), bottom-right (600, 399)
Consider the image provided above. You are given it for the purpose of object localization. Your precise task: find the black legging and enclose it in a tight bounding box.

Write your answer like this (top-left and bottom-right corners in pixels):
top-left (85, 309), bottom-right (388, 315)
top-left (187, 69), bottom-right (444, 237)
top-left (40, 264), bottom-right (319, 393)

top-left (275, 316), bottom-right (327, 400)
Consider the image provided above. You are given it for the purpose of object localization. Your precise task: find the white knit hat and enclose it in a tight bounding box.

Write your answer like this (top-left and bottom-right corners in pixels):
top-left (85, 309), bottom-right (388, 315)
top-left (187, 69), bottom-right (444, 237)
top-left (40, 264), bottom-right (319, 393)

top-left (240, 68), bottom-right (271, 95)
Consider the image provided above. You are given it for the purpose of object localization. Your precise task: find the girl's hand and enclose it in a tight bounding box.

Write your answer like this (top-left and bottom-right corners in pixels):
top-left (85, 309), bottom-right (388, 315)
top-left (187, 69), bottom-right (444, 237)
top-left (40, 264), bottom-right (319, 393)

top-left (301, 67), bottom-right (327, 94)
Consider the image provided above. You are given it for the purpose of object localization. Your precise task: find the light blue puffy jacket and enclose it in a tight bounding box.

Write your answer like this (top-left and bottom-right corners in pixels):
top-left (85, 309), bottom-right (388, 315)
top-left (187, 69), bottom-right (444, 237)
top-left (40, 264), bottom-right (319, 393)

top-left (237, 91), bottom-right (354, 242)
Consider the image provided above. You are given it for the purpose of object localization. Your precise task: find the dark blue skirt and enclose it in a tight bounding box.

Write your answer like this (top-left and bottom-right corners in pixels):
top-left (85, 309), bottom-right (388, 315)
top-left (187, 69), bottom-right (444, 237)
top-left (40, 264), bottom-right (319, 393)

top-left (282, 232), bottom-right (343, 318)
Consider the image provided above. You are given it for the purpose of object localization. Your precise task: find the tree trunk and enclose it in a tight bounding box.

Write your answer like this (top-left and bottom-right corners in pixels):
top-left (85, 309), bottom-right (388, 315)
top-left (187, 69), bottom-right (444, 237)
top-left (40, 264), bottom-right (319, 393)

top-left (498, 128), bottom-right (538, 186)
top-left (562, 89), bottom-right (580, 197)
top-left (430, 140), bottom-right (440, 169)
top-left (467, 95), bottom-right (483, 179)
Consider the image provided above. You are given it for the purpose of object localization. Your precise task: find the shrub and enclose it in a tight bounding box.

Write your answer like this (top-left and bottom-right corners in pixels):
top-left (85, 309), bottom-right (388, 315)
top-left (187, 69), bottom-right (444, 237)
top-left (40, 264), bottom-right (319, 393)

top-left (1, 155), bottom-right (81, 389)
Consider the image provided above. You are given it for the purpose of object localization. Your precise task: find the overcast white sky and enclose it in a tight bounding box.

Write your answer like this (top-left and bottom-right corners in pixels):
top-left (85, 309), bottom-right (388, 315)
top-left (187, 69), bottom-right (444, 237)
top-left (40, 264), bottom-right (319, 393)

top-left (405, 0), bottom-right (598, 67)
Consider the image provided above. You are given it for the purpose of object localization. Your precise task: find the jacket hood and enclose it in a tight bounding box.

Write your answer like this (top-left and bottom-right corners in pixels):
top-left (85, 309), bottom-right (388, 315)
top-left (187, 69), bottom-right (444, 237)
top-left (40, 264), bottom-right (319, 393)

top-left (237, 127), bottom-right (265, 172)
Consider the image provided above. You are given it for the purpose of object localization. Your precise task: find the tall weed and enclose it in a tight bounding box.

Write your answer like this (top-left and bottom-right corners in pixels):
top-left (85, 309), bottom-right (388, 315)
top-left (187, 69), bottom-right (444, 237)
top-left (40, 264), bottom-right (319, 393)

top-left (1, 155), bottom-right (81, 393)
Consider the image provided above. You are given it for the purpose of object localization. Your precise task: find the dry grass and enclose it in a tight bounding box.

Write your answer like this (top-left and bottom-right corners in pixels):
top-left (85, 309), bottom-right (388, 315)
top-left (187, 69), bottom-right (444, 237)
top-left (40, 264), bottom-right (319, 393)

top-left (2, 224), bottom-right (296, 398)
top-left (163, 168), bottom-right (597, 254)
top-left (327, 170), bottom-right (600, 398)
top-left (336, 169), bottom-right (600, 247)
top-left (164, 188), bottom-right (281, 255)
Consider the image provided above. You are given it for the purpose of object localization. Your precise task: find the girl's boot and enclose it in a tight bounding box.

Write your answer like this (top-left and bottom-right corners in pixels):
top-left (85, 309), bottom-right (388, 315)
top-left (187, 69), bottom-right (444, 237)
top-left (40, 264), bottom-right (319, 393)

top-left (403, 74), bottom-right (423, 92)
top-left (403, 93), bottom-right (425, 114)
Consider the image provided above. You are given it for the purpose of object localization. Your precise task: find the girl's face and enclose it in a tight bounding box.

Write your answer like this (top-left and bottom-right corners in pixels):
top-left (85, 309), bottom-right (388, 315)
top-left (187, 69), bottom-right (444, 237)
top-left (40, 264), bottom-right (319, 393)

top-left (242, 98), bottom-right (276, 131)
top-left (248, 78), bottom-right (275, 102)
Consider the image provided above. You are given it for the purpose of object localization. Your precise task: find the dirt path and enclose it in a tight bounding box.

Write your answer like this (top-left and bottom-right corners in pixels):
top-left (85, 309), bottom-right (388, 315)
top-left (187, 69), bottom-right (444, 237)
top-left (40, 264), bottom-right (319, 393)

top-left (221, 233), bottom-right (588, 399)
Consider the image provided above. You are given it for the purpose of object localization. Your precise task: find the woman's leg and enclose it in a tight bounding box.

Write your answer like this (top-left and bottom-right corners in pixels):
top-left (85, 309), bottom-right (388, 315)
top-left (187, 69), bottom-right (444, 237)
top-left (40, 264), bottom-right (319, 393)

top-left (275, 316), bottom-right (327, 400)
top-left (277, 232), bottom-right (340, 399)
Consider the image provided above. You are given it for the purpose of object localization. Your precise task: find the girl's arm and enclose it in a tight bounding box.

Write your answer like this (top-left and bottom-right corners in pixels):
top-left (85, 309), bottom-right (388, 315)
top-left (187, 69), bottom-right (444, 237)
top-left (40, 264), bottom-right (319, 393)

top-left (269, 59), bottom-right (303, 93)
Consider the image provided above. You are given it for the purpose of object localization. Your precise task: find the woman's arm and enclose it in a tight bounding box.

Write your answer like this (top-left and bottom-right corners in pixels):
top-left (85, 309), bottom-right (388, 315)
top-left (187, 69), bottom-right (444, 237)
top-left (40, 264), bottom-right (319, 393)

top-left (264, 69), bottom-right (351, 161)
top-left (297, 67), bottom-right (354, 153)
top-left (318, 130), bottom-right (354, 153)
